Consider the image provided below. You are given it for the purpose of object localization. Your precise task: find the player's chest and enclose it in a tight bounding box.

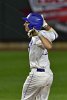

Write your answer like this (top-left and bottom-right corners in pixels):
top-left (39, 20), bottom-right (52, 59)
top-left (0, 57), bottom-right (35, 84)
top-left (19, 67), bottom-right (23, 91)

top-left (29, 37), bottom-right (38, 47)
top-left (28, 37), bottom-right (39, 52)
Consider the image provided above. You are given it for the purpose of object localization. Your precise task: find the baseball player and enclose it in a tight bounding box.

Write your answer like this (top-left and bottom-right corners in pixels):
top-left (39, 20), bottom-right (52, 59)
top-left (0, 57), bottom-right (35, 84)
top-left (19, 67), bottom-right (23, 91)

top-left (21, 13), bottom-right (58, 100)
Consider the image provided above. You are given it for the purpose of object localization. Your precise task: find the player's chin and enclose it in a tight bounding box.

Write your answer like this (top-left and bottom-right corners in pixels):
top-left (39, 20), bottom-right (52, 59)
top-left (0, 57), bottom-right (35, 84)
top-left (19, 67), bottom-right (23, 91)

top-left (25, 28), bottom-right (29, 32)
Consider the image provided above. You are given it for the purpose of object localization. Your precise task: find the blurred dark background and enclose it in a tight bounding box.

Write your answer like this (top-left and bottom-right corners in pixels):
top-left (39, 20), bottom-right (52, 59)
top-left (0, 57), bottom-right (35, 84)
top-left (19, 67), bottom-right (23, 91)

top-left (0, 0), bottom-right (31, 42)
top-left (0, 0), bottom-right (67, 42)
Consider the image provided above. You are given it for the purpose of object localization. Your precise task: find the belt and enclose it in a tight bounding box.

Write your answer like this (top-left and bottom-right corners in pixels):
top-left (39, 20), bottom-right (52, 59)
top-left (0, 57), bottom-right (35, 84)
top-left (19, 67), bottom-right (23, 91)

top-left (37, 68), bottom-right (45, 72)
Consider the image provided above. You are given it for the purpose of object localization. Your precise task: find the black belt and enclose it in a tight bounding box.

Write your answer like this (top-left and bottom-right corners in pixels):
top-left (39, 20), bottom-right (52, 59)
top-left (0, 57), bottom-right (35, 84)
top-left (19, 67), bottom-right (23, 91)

top-left (37, 68), bottom-right (45, 72)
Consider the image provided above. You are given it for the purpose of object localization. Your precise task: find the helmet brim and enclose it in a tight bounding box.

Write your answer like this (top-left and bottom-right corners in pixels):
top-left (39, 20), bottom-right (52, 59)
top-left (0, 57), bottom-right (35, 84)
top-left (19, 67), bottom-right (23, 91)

top-left (22, 17), bottom-right (29, 22)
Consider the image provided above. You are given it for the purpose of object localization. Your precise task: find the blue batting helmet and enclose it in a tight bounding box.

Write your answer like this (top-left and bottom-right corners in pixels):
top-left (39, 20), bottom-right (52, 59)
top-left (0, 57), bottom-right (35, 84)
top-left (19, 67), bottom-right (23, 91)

top-left (22, 13), bottom-right (43, 30)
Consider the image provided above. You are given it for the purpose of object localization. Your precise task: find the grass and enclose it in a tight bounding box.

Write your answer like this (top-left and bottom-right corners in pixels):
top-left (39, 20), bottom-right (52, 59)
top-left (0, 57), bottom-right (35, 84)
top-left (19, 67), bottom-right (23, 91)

top-left (49, 51), bottom-right (67, 100)
top-left (0, 50), bottom-right (67, 100)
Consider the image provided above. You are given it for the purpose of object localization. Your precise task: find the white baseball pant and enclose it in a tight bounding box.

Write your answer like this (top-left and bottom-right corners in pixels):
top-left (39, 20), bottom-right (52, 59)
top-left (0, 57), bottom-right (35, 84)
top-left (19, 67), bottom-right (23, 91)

top-left (21, 68), bottom-right (53, 100)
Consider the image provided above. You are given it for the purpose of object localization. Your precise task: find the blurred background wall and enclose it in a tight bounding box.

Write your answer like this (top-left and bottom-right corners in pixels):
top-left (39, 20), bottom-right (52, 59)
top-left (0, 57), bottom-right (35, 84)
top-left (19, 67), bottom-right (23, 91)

top-left (0, 0), bottom-right (67, 43)
top-left (0, 0), bottom-right (30, 42)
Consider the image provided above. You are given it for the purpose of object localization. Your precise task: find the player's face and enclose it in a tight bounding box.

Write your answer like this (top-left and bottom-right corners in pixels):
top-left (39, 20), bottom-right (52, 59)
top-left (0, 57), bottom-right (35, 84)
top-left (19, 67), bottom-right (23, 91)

top-left (24, 21), bottom-right (30, 32)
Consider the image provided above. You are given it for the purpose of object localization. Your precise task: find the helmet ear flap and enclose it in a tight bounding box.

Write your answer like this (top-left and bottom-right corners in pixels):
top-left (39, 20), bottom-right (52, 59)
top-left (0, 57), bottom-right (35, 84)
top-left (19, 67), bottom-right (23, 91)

top-left (28, 24), bottom-right (41, 30)
top-left (28, 24), bottom-right (33, 29)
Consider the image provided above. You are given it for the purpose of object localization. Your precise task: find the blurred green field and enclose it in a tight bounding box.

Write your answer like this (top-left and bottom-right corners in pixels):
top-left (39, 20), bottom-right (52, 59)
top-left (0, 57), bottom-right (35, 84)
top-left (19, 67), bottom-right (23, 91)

top-left (0, 50), bottom-right (67, 100)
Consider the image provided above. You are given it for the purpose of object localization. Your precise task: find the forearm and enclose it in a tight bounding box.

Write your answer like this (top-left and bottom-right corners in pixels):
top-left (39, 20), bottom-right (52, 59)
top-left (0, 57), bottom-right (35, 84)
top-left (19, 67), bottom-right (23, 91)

top-left (43, 25), bottom-right (51, 31)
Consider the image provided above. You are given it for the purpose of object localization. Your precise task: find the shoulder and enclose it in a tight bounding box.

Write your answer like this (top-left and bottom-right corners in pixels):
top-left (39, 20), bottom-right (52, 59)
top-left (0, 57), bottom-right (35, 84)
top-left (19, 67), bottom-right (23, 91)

top-left (39, 30), bottom-right (51, 38)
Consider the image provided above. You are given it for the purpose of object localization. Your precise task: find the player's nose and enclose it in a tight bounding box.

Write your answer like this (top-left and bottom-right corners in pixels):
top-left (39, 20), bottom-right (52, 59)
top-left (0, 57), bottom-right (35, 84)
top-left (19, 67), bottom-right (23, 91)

top-left (23, 22), bottom-right (25, 26)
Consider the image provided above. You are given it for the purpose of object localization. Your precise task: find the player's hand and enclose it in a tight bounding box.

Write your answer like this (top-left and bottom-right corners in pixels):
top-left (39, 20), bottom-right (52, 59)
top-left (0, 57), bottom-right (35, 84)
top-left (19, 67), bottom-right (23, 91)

top-left (28, 28), bottom-right (39, 38)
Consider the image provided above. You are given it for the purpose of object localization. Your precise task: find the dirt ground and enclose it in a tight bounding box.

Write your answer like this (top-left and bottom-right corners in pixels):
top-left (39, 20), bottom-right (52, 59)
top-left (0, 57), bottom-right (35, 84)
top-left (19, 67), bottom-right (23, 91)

top-left (0, 42), bottom-right (67, 50)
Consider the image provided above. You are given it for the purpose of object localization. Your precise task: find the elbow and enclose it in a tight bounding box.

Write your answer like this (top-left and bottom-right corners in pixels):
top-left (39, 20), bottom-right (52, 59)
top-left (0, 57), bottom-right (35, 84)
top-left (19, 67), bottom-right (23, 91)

top-left (46, 44), bottom-right (52, 50)
top-left (48, 45), bottom-right (52, 49)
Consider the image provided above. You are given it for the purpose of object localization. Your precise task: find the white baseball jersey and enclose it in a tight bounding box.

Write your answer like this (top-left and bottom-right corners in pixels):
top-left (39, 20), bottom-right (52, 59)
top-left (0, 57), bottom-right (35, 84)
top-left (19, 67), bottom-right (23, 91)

top-left (29, 28), bottom-right (58, 70)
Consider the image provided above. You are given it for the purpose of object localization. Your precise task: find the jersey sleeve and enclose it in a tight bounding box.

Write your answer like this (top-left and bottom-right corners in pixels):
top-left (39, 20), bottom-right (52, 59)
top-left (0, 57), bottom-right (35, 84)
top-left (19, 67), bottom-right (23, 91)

top-left (39, 29), bottom-right (58, 42)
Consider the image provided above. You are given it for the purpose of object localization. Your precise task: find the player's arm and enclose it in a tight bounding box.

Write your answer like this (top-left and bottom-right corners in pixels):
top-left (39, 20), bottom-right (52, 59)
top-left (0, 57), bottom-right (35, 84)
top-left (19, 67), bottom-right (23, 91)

top-left (28, 29), bottom-right (52, 49)
top-left (38, 33), bottom-right (52, 49)
top-left (43, 25), bottom-right (51, 31)
top-left (42, 20), bottom-right (54, 31)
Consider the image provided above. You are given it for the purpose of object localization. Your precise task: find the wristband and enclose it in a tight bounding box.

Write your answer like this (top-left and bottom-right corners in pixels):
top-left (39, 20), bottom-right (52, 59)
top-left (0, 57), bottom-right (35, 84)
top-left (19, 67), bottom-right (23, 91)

top-left (43, 20), bottom-right (48, 27)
